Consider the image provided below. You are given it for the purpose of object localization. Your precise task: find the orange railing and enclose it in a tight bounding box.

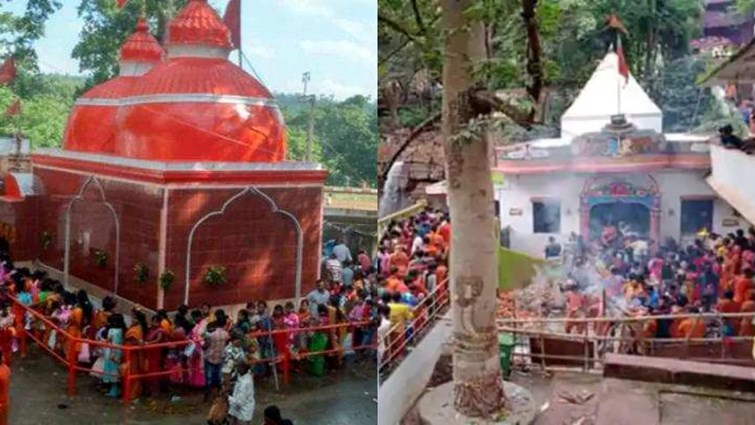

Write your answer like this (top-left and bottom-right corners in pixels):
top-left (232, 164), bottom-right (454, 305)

top-left (377, 278), bottom-right (450, 380)
top-left (9, 295), bottom-right (376, 404)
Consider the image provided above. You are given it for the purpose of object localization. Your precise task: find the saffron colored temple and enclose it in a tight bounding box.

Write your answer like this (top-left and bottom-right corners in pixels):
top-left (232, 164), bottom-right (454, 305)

top-left (0, 0), bottom-right (326, 310)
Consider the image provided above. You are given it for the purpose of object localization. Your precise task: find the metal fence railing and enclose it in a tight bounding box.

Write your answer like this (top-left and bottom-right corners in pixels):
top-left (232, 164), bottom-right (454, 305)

top-left (9, 295), bottom-right (376, 404)
top-left (378, 278), bottom-right (450, 382)
top-left (495, 312), bottom-right (755, 372)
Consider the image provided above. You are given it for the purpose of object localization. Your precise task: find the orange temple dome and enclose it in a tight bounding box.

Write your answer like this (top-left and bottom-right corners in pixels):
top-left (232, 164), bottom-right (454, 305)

top-left (62, 18), bottom-right (164, 153)
top-left (113, 0), bottom-right (287, 162)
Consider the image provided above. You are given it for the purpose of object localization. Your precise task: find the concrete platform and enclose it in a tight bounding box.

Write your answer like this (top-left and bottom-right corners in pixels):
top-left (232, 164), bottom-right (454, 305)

top-left (416, 381), bottom-right (536, 425)
top-left (603, 353), bottom-right (755, 392)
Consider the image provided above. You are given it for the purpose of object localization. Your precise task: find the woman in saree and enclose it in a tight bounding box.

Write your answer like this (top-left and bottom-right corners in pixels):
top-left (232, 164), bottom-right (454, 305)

top-left (65, 290), bottom-right (93, 360)
top-left (102, 314), bottom-right (126, 398)
top-left (93, 296), bottom-right (117, 332)
top-left (155, 309), bottom-right (173, 334)
top-left (124, 309), bottom-right (147, 399)
top-left (326, 296), bottom-right (346, 368)
top-left (187, 309), bottom-right (206, 388)
top-left (12, 278), bottom-right (31, 358)
top-left (144, 314), bottom-right (170, 396)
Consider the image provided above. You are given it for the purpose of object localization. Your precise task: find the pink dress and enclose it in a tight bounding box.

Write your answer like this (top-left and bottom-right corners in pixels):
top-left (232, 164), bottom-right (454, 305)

top-left (283, 313), bottom-right (300, 346)
top-left (187, 323), bottom-right (205, 387)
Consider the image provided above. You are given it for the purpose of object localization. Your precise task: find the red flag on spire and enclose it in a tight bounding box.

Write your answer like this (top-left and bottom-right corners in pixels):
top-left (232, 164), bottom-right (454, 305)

top-left (606, 14), bottom-right (629, 85)
top-left (0, 58), bottom-right (16, 85)
top-left (616, 35), bottom-right (629, 85)
top-left (224, 0), bottom-right (241, 49)
top-left (116, 0), bottom-right (129, 8)
top-left (5, 99), bottom-right (20, 117)
top-left (605, 13), bottom-right (628, 34)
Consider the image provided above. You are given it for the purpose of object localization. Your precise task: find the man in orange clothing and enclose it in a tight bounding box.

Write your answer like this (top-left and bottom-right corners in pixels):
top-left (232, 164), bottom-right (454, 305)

top-left (438, 218), bottom-right (451, 244)
top-left (717, 290), bottom-right (742, 337)
top-left (739, 291), bottom-right (755, 336)
top-left (385, 267), bottom-right (405, 294)
top-left (677, 307), bottom-right (705, 338)
top-left (0, 351), bottom-right (9, 425)
top-left (389, 246), bottom-right (409, 277)
top-left (734, 269), bottom-right (754, 304)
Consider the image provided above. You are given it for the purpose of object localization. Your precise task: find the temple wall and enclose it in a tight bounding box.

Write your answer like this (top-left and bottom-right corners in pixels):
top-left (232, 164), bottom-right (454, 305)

top-left (162, 186), bottom-right (323, 310)
top-left (498, 169), bottom-right (742, 258)
top-left (0, 197), bottom-right (38, 261)
top-left (34, 167), bottom-right (163, 308)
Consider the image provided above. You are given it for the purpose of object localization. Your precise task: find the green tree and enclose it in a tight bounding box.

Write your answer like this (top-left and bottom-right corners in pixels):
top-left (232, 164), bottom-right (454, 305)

top-left (280, 94), bottom-right (378, 188)
top-left (0, 0), bottom-right (63, 97)
top-left (73, 0), bottom-right (189, 89)
top-left (0, 75), bottom-right (83, 148)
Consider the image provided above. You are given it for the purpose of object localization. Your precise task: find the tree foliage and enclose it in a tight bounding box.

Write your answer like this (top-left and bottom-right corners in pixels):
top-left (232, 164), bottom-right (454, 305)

top-left (73, 0), bottom-right (189, 89)
top-left (380, 0), bottom-right (713, 138)
top-left (279, 94), bottom-right (378, 188)
top-left (0, 75), bottom-right (83, 148)
top-left (0, 0), bottom-right (63, 97)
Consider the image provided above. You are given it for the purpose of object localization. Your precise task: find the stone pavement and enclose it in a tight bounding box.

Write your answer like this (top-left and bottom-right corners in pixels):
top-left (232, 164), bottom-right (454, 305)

top-left (512, 370), bottom-right (755, 425)
top-left (8, 345), bottom-right (377, 424)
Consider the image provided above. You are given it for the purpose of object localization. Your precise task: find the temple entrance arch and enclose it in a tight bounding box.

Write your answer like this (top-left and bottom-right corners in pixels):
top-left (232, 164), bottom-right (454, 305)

top-left (63, 176), bottom-right (121, 294)
top-left (184, 187), bottom-right (303, 306)
top-left (580, 175), bottom-right (661, 244)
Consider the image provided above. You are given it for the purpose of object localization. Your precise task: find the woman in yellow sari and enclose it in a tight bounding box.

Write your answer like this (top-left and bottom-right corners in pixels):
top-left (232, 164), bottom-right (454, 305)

top-left (326, 297), bottom-right (346, 367)
top-left (92, 296), bottom-right (117, 331)
top-left (124, 309), bottom-right (147, 400)
top-left (65, 290), bottom-right (94, 359)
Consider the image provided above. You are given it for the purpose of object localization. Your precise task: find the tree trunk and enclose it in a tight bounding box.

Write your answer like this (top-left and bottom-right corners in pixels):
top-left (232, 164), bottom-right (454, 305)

top-left (440, 0), bottom-right (506, 418)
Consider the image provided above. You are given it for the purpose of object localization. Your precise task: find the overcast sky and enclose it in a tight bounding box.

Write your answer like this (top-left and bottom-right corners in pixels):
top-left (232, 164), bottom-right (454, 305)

top-left (8, 0), bottom-right (377, 100)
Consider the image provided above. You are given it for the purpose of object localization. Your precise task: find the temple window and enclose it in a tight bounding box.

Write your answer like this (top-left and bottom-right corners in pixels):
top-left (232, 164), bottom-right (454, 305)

top-left (532, 199), bottom-right (561, 234)
top-left (680, 198), bottom-right (714, 236)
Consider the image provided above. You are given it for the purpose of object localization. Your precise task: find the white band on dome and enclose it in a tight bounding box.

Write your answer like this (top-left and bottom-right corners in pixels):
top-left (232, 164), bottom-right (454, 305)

top-left (75, 93), bottom-right (280, 108)
top-left (119, 61), bottom-right (158, 77)
top-left (167, 44), bottom-right (231, 59)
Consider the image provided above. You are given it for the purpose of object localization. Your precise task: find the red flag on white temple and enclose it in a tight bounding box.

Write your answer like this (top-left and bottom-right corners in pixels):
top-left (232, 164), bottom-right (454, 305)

top-left (616, 36), bottom-right (629, 85)
top-left (224, 0), bottom-right (241, 49)
top-left (0, 58), bottom-right (16, 85)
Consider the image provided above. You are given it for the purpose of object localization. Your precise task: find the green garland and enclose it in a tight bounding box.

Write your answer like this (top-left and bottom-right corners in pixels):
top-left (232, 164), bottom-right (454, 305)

top-left (41, 231), bottom-right (53, 251)
top-left (93, 249), bottom-right (108, 268)
top-left (204, 265), bottom-right (227, 287)
top-left (133, 263), bottom-right (149, 284)
top-left (159, 270), bottom-right (175, 290)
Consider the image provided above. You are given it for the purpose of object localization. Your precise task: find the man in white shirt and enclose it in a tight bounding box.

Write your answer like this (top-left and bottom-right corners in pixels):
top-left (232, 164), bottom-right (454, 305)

top-left (377, 305), bottom-right (391, 363)
top-left (333, 240), bottom-right (352, 264)
top-left (306, 280), bottom-right (330, 317)
top-left (228, 360), bottom-right (254, 424)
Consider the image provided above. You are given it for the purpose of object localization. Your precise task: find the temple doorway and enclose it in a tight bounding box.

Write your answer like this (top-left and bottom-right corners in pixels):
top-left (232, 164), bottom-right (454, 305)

top-left (589, 202), bottom-right (650, 241)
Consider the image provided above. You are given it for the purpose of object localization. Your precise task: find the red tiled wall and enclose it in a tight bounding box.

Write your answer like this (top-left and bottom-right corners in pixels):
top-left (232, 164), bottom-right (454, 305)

top-left (162, 186), bottom-right (323, 310)
top-left (0, 197), bottom-right (39, 261)
top-left (34, 167), bottom-right (162, 307)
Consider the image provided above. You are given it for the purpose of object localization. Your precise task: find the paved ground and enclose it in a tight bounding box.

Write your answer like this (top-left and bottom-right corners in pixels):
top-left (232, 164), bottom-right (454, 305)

top-left (8, 346), bottom-right (377, 424)
top-left (510, 370), bottom-right (755, 425)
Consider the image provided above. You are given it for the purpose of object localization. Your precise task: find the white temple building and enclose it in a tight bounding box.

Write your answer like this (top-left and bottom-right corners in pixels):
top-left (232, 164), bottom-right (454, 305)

top-left (491, 51), bottom-right (745, 258)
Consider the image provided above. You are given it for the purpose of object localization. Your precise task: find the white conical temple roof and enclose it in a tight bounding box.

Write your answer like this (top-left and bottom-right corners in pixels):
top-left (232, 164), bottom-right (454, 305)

top-left (561, 51), bottom-right (663, 140)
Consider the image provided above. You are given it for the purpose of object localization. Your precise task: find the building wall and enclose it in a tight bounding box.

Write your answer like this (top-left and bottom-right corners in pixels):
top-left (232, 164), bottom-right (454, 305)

top-left (163, 186), bottom-right (323, 310)
top-left (498, 170), bottom-right (741, 258)
top-left (34, 167), bottom-right (163, 308)
top-left (33, 166), bottom-right (325, 310)
top-left (0, 197), bottom-right (38, 261)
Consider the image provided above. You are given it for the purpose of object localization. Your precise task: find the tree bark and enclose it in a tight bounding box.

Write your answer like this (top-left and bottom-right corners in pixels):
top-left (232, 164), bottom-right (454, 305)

top-left (440, 0), bottom-right (506, 419)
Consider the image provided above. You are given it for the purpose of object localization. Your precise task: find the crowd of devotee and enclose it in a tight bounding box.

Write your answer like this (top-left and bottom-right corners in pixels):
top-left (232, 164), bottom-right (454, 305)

top-left (553, 223), bottom-right (755, 343)
top-left (0, 241), bottom-right (377, 424)
top-left (375, 208), bottom-right (450, 365)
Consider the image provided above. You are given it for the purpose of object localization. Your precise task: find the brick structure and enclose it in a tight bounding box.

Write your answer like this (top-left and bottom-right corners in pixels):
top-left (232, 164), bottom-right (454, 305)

top-left (0, 0), bottom-right (327, 310)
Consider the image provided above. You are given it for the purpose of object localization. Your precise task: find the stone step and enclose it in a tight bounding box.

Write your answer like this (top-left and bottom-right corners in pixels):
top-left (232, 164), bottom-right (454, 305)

top-left (603, 353), bottom-right (755, 393)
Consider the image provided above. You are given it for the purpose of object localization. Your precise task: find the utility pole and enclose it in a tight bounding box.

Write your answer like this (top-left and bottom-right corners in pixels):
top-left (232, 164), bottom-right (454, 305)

top-left (301, 72), bottom-right (315, 162)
